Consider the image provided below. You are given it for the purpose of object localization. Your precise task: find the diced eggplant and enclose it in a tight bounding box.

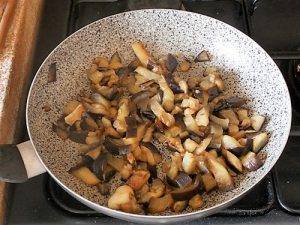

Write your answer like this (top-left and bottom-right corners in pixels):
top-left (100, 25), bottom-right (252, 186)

top-left (107, 154), bottom-right (133, 179)
top-left (222, 149), bottom-right (243, 173)
top-left (90, 153), bottom-right (107, 177)
top-left (71, 166), bottom-right (100, 186)
top-left (125, 116), bottom-right (138, 138)
top-left (65, 104), bottom-right (85, 126)
top-left (206, 154), bottom-right (234, 191)
top-left (69, 130), bottom-right (89, 144)
top-left (188, 194), bottom-right (203, 210)
top-left (109, 52), bottom-right (123, 70)
top-left (194, 135), bottom-right (212, 155)
top-left (219, 109), bottom-right (239, 125)
top-left (214, 97), bottom-right (246, 112)
top-left (139, 109), bottom-right (156, 121)
top-left (85, 147), bottom-right (101, 160)
top-left (91, 93), bottom-right (110, 108)
top-left (166, 54), bottom-right (178, 73)
top-left (141, 142), bottom-right (162, 165)
top-left (178, 80), bottom-right (188, 94)
top-left (251, 115), bottom-right (266, 131)
top-left (201, 173), bottom-right (217, 192)
top-left (102, 166), bottom-right (116, 182)
top-left (52, 123), bottom-right (69, 140)
top-left (148, 194), bottom-right (174, 214)
top-left (194, 50), bottom-right (210, 62)
top-left (127, 170), bottom-right (150, 190)
top-left (173, 201), bottom-right (187, 213)
top-left (210, 122), bottom-right (223, 137)
top-left (210, 115), bottom-right (229, 129)
top-left (182, 152), bottom-right (197, 174)
top-left (252, 132), bottom-right (268, 153)
top-left (103, 136), bottom-right (130, 156)
top-left (108, 185), bottom-right (141, 213)
top-left (167, 160), bottom-right (179, 180)
top-left (183, 138), bottom-right (199, 152)
top-left (170, 175), bottom-right (203, 201)
top-left (207, 86), bottom-right (220, 101)
top-left (195, 106), bottom-right (210, 127)
top-left (167, 172), bottom-right (192, 188)
top-left (139, 179), bottom-right (165, 203)
top-left (241, 151), bottom-right (264, 171)
top-left (221, 135), bottom-right (242, 150)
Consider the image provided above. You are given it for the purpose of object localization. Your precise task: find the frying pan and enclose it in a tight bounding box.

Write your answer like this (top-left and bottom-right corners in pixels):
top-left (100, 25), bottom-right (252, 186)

top-left (0, 9), bottom-right (291, 223)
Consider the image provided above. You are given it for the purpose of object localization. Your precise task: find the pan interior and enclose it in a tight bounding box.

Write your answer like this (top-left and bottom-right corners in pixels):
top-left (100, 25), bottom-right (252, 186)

top-left (27, 9), bottom-right (291, 216)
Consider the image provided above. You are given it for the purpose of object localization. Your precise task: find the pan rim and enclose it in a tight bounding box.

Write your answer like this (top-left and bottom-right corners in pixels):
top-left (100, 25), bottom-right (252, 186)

top-left (26, 8), bottom-right (292, 222)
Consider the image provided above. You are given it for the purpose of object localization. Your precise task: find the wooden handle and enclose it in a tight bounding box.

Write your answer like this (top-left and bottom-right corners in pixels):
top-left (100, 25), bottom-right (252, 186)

top-left (0, 0), bottom-right (16, 50)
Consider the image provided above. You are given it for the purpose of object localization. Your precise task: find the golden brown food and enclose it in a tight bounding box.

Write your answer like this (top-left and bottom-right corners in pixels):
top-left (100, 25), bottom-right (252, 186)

top-left (54, 42), bottom-right (269, 215)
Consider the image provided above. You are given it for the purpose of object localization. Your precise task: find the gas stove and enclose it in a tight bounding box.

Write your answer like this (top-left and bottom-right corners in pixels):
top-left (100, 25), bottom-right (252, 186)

top-left (6, 0), bottom-right (300, 224)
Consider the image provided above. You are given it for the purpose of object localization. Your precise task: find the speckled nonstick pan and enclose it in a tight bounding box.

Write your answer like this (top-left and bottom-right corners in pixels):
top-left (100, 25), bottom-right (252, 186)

top-left (0, 9), bottom-right (291, 224)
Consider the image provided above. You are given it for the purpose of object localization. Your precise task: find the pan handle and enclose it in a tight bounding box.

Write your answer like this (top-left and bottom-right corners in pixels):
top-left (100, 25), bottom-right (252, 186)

top-left (0, 141), bottom-right (46, 183)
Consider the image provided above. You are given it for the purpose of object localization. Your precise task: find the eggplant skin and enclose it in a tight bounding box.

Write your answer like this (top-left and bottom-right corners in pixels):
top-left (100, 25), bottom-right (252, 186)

top-left (214, 97), bottom-right (246, 112)
top-left (103, 136), bottom-right (130, 156)
top-left (170, 175), bottom-right (203, 201)
top-left (166, 54), bottom-right (178, 73)
top-left (167, 172), bottom-right (192, 188)
top-left (241, 152), bottom-right (264, 171)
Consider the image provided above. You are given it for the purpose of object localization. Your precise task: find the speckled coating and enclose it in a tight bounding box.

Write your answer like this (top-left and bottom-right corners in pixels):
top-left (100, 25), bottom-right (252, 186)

top-left (26, 9), bottom-right (291, 223)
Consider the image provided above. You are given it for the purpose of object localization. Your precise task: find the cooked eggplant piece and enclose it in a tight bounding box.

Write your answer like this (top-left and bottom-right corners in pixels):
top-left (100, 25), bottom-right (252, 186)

top-left (91, 93), bottom-right (111, 109)
top-left (167, 172), bottom-right (192, 188)
top-left (165, 73), bottom-right (182, 94)
top-left (132, 42), bottom-right (153, 67)
top-left (87, 70), bottom-right (104, 85)
top-left (178, 59), bottom-right (191, 72)
top-left (107, 154), bottom-right (132, 179)
top-left (222, 135), bottom-right (242, 150)
top-left (195, 50), bottom-right (210, 62)
top-left (69, 130), bottom-right (89, 144)
top-left (183, 138), bottom-right (199, 153)
top-left (209, 149), bottom-right (218, 158)
top-left (252, 132), bottom-right (268, 153)
top-left (94, 56), bottom-right (109, 68)
top-left (150, 99), bottom-right (175, 127)
top-left (141, 142), bottom-right (162, 165)
top-left (219, 109), bottom-right (239, 125)
top-left (148, 194), bottom-right (174, 214)
top-left (108, 185), bottom-right (141, 213)
top-left (97, 183), bottom-right (110, 196)
top-left (125, 116), bottom-right (138, 138)
top-left (188, 194), bottom-right (203, 209)
top-left (210, 115), bottom-right (229, 130)
top-left (71, 166), bottom-right (100, 186)
top-left (214, 97), bottom-right (246, 112)
top-left (183, 115), bottom-right (203, 136)
top-left (228, 124), bottom-right (239, 136)
top-left (135, 66), bottom-right (161, 81)
top-left (65, 104), bottom-right (85, 126)
top-left (140, 109), bottom-right (156, 121)
top-left (85, 147), bottom-right (101, 160)
top-left (251, 115), bottom-right (266, 131)
top-left (83, 102), bottom-right (109, 116)
top-left (178, 80), bottom-right (188, 94)
top-left (165, 54), bottom-right (178, 73)
top-left (103, 136), bottom-right (129, 156)
top-left (158, 75), bottom-right (175, 112)
top-left (167, 159), bottom-right (179, 180)
top-left (207, 86), bottom-right (220, 101)
top-left (139, 179), bottom-right (165, 203)
top-left (173, 201), bottom-right (187, 213)
top-left (109, 52), bottom-right (123, 70)
top-left (182, 151), bottom-right (197, 174)
top-left (181, 97), bottom-right (201, 111)
top-left (241, 151), bottom-right (265, 171)
top-left (222, 149), bottom-right (243, 173)
top-left (188, 133), bottom-right (202, 144)
top-left (196, 156), bottom-right (210, 174)
top-left (201, 173), bottom-right (217, 192)
top-left (113, 98), bottom-right (130, 133)
top-left (165, 125), bottom-right (182, 138)
top-left (206, 154), bottom-right (234, 191)
top-left (210, 122), bottom-right (223, 137)
top-left (196, 106), bottom-right (210, 127)
top-left (170, 175), bottom-right (203, 201)
top-left (127, 170), bottom-right (150, 191)
top-left (194, 135), bottom-right (212, 155)
top-left (63, 100), bottom-right (80, 116)
top-left (143, 125), bottom-right (155, 142)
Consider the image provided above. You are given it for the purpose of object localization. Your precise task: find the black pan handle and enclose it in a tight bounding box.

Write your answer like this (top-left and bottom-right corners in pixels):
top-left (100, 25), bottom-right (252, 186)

top-left (0, 141), bottom-right (46, 183)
